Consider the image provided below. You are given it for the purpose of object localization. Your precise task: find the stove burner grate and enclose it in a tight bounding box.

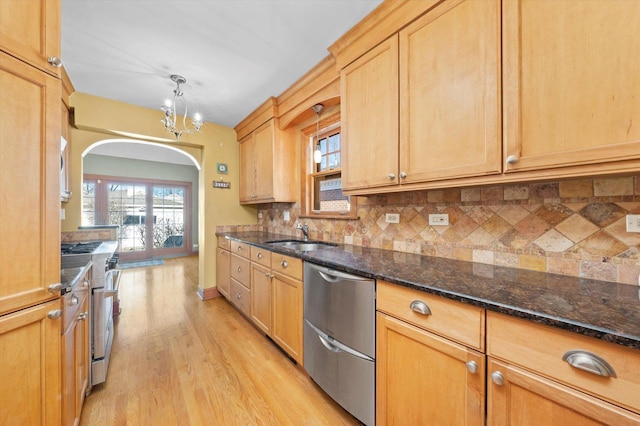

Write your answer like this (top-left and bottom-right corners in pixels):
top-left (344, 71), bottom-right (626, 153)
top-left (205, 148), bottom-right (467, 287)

top-left (61, 241), bottom-right (103, 254)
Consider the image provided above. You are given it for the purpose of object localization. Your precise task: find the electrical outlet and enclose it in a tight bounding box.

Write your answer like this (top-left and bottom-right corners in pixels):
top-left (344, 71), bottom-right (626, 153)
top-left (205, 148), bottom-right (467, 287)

top-left (284, 211), bottom-right (290, 222)
top-left (627, 214), bottom-right (640, 232)
top-left (385, 213), bottom-right (400, 224)
top-left (429, 213), bottom-right (449, 226)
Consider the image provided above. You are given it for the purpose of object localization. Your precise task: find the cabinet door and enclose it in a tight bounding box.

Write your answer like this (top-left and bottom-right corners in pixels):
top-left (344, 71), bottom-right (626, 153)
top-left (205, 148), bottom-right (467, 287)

top-left (399, 0), bottom-right (501, 183)
top-left (238, 135), bottom-right (254, 203)
top-left (0, 51), bottom-right (61, 316)
top-left (342, 35), bottom-right (399, 191)
top-left (0, 299), bottom-right (62, 426)
top-left (75, 292), bottom-right (90, 421)
top-left (488, 358), bottom-right (640, 426)
top-left (250, 263), bottom-right (272, 335)
top-left (0, 0), bottom-right (61, 77)
top-left (272, 272), bottom-right (303, 364)
top-left (376, 312), bottom-right (485, 426)
top-left (216, 248), bottom-right (231, 299)
top-left (503, 0), bottom-right (640, 173)
top-left (252, 120), bottom-right (275, 202)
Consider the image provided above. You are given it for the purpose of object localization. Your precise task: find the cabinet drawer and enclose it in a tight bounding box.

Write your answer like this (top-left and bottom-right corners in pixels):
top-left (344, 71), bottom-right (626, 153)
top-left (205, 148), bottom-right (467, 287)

top-left (230, 279), bottom-right (250, 317)
top-left (487, 311), bottom-right (640, 413)
top-left (271, 253), bottom-right (302, 280)
top-left (230, 240), bottom-right (250, 259)
top-left (230, 255), bottom-right (250, 288)
top-left (376, 280), bottom-right (485, 350)
top-left (251, 246), bottom-right (271, 268)
top-left (217, 236), bottom-right (230, 251)
top-left (62, 287), bottom-right (88, 333)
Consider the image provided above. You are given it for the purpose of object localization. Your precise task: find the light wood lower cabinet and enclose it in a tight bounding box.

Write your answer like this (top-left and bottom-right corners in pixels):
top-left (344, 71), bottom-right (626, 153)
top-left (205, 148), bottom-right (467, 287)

top-left (62, 272), bottom-right (90, 426)
top-left (0, 299), bottom-right (62, 426)
top-left (250, 261), bottom-right (272, 335)
top-left (271, 270), bottom-right (303, 364)
top-left (216, 247), bottom-right (230, 299)
top-left (487, 357), bottom-right (640, 426)
top-left (376, 311), bottom-right (485, 425)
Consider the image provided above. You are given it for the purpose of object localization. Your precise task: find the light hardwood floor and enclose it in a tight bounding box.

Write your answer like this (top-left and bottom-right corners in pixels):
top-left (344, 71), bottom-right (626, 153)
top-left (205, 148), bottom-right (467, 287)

top-left (80, 255), bottom-right (360, 425)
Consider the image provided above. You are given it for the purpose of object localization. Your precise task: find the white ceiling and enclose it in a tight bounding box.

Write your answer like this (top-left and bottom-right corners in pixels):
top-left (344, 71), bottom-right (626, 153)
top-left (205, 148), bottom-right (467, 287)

top-left (61, 0), bottom-right (383, 130)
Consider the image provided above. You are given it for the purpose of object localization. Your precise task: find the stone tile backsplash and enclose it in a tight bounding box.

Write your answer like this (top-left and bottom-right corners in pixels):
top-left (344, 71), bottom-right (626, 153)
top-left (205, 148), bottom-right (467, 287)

top-left (218, 175), bottom-right (640, 285)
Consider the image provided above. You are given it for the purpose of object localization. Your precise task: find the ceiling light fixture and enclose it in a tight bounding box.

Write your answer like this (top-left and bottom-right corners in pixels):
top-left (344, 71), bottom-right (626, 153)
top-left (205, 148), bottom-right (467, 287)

top-left (312, 103), bottom-right (324, 164)
top-left (161, 74), bottom-right (204, 140)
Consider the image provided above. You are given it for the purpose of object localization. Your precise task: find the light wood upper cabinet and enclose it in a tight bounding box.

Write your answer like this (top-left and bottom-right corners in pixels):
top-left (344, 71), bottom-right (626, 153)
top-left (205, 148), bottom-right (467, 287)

top-left (342, 0), bottom-right (501, 193)
top-left (503, 0), bottom-right (640, 173)
top-left (341, 35), bottom-right (399, 191)
top-left (238, 118), bottom-right (297, 204)
top-left (399, 0), bottom-right (501, 183)
top-left (0, 0), bottom-right (61, 77)
top-left (0, 51), bottom-right (61, 316)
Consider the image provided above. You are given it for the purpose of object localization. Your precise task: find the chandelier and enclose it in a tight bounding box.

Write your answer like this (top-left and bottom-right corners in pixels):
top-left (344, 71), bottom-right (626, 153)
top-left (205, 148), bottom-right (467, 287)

top-left (161, 74), bottom-right (204, 140)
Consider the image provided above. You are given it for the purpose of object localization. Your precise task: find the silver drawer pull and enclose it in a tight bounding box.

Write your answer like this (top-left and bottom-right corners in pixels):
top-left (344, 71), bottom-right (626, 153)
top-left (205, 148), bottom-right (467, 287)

top-left (562, 350), bottom-right (617, 378)
top-left (280, 260), bottom-right (288, 268)
top-left (409, 300), bottom-right (431, 316)
top-left (47, 309), bottom-right (62, 320)
top-left (466, 361), bottom-right (478, 374)
top-left (257, 252), bottom-right (263, 259)
top-left (71, 294), bottom-right (79, 305)
top-left (78, 312), bottom-right (88, 321)
top-left (237, 266), bottom-right (242, 272)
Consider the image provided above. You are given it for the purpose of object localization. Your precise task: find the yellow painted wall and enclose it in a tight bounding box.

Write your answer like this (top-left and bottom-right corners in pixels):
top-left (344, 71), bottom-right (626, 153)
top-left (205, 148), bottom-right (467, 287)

top-left (63, 93), bottom-right (256, 293)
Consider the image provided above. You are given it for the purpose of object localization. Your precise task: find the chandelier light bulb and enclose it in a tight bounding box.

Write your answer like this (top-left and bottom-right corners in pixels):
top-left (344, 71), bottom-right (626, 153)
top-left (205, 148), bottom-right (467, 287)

top-left (194, 113), bottom-right (202, 122)
top-left (164, 99), bottom-right (172, 108)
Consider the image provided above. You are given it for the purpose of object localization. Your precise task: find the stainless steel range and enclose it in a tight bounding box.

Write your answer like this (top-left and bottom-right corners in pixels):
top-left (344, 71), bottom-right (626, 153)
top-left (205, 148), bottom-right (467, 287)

top-left (61, 241), bottom-right (120, 389)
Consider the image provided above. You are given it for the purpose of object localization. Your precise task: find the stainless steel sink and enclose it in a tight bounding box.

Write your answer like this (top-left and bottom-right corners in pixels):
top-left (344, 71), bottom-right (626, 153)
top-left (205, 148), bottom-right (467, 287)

top-left (265, 240), bottom-right (337, 251)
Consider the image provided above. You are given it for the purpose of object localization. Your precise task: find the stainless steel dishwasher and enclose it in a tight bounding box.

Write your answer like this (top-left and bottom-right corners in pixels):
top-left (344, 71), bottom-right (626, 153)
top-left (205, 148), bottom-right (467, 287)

top-left (303, 262), bottom-right (375, 426)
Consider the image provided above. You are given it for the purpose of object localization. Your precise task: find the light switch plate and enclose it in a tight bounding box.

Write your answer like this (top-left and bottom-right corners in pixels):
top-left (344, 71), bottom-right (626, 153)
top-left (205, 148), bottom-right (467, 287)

top-left (626, 214), bottom-right (640, 232)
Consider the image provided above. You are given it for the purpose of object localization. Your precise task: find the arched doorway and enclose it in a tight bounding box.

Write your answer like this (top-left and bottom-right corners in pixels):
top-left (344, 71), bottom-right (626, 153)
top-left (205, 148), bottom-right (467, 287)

top-left (82, 139), bottom-right (200, 261)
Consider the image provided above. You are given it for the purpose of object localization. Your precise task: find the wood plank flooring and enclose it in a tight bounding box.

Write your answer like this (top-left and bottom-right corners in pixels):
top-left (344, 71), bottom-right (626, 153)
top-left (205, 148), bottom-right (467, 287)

top-left (80, 255), bottom-right (360, 425)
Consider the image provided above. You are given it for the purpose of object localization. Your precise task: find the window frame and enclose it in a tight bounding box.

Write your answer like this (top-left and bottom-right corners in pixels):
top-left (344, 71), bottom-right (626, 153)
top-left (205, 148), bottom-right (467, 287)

top-left (299, 111), bottom-right (358, 220)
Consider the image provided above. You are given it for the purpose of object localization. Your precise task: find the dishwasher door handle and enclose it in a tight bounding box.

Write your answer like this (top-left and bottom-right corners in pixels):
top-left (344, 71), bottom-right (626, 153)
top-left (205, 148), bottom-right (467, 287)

top-left (305, 319), bottom-right (374, 361)
top-left (317, 268), bottom-right (371, 283)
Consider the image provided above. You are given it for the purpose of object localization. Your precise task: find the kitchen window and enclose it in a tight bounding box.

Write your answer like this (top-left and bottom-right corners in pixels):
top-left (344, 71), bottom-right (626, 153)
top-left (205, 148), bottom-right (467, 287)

top-left (301, 111), bottom-right (357, 219)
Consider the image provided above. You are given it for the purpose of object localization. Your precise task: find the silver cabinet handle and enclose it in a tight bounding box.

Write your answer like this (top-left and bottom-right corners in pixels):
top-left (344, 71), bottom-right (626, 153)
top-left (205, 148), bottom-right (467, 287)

top-left (280, 260), bottom-right (288, 268)
top-left (237, 266), bottom-right (242, 272)
top-left (237, 245), bottom-right (243, 251)
top-left (491, 371), bottom-right (504, 386)
top-left (388, 173), bottom-right (396, 180)
top-left (78, 312), bottom-right (88, 321)
top-left (399, 171), bottom-right (407, 179)
top-left (83, 278), bottom-right (90, 287)
top-left (47, 309), bottom-right (62, 320)
top-left (48, 283), bottom-right (63, 293)
top-left (409, 300), bottom-right (431, 316)
top-left (562, 350), bottom-right (617, 377)
top-left (505, 155), bottom-right (518, 165)
top-left (257, 252), bottom-right (263, 259)
top-left (237, 293), bottom-right (241, 299)
top-left (71, 294), bottom-right (79, 305)
top-left (47, 56), bottom-right (62, 67)
top-left (466, 361), bottom-right (478, 374)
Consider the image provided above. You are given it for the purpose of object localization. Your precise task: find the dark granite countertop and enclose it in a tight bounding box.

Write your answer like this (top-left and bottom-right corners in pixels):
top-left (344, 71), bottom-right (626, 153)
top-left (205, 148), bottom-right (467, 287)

top-left (61, 260), bottom-right (92, 292)
top-left (218, 231), bottom-right (640, 350)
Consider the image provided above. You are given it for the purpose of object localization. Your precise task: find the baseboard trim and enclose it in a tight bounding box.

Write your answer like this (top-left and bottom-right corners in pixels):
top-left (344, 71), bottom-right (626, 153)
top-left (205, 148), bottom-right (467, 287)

top-left (198, 286), bottom-right (221, 300)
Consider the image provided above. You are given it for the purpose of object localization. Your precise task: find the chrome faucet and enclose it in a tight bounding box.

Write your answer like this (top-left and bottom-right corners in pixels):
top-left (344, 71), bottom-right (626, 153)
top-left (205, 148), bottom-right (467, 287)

top-left (296, 223), bottom-right (310, 241)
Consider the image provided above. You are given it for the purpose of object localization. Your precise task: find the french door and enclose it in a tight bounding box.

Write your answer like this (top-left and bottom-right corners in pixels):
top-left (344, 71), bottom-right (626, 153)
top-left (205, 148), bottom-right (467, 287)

top-left (83, 175), bottom-right (191, 261)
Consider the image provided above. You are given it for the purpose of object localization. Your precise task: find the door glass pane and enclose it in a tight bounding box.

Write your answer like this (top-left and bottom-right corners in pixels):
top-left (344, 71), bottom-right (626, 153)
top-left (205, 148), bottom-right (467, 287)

top-left (153, 185), bottom-right (184, 249)
top-left (109, 183), bottom-right (147, 253)
top-left (82, 181), bottom-right (96, 225)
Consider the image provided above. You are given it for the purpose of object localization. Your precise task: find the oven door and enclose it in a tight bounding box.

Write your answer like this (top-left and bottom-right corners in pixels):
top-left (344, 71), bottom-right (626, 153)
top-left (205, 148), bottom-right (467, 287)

top-left (91, 268), bottom-right (120, 386)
